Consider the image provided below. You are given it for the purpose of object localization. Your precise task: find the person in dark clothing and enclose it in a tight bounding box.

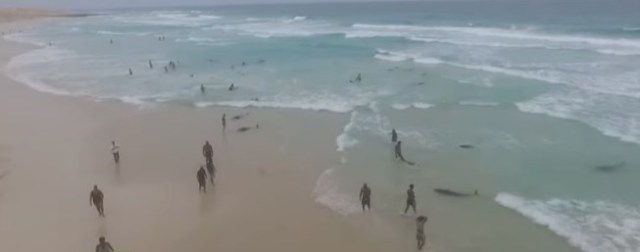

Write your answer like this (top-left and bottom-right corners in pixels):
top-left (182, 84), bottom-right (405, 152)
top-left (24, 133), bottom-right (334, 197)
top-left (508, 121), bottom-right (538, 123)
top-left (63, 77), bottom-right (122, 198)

top-left (359, 183), bottom-right (371, 212)
top-left (148, 60), bottom-right (153, 69)
top-left (222, 114), bottom-right (227, 130)
top-left (95, 236), bottom-right (114, 252)
top-left (206, 160), bottom-right (215, 185)
top-left (128, 68), bottom-right (133, 76)
top-left (202, 141), bottom-right (213, 164)
top-left (197, 166), bottom-right (207, 193)
top-left (90, 185), bottom-right (105, 217)
top-left (416, 215), bottom-right (428, 250)
top-left (111, 141), bottom-right (120, 164)
top-left (391, 128), bottom-right (398, 143)
top-left (404, 184), bottom-right (416, 214)
top-left (200, 84), bottom-right (205, 95)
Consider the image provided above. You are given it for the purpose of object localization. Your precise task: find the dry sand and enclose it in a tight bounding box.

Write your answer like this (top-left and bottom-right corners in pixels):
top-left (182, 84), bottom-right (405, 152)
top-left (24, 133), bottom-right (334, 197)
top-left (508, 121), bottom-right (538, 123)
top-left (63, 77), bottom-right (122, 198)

top-left (0, 17), bottom-right (413, 252)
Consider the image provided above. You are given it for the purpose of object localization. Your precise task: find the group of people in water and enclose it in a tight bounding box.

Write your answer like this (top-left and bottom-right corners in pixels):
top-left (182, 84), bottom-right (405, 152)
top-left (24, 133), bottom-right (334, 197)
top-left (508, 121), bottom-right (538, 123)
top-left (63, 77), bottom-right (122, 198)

top-left (356, 129), bottom-right (479, 250)
top-left (99, 36), bottom-right (440, 250)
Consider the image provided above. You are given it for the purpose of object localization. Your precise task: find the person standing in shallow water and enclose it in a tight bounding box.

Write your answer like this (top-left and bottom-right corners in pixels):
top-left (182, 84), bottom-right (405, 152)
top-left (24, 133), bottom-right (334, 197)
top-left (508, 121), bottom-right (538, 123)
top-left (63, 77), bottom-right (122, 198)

top-left (95, 236), bottom-right (114, 252)
top-left (128, 68), bottom-right (133, 76)
top-left (391, 128), bottom-right (398, 143)
top-left (404, 184), bottom-right (416, 214)
top-left (110, 141), bottom-right (120, 164)
top-left (200, 84), bottom-right (205, 95)
top-left (359, 183), bottom-right (371, 212)
top-left (416, 215), bottom-right (428, 250)
top-left (197, 166), bottom-right (207, 193)
top-left (90, 185), bottom-right (105, 217)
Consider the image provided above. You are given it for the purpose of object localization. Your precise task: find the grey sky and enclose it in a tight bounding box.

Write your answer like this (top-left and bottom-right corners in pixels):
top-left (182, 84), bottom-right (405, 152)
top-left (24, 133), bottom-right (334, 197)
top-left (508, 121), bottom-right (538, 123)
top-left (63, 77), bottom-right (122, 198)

top-left (0, 0), bottom-right (387, 11)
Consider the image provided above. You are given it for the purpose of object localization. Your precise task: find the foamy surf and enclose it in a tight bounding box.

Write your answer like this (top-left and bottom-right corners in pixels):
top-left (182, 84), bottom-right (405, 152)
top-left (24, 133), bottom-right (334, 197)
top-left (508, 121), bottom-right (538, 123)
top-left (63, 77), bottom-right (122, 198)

top-left (391, 103), bottom-right (433, 110)
top-left (496, 192), bottom-right (640, 252)
top-left (516, 89), bottom-right (640, 145)
top-left (313, 168), bottom-right (361, 215)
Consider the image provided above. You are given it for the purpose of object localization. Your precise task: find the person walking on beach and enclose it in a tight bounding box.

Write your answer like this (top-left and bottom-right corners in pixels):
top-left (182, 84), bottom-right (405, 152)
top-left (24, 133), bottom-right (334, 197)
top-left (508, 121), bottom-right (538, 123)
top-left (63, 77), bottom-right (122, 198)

top-left (404, 184), bottom-right (416, 214)
top-left (222, 113), bottom-right (227, 130)
top-left (416, 215), bottom-right (428, 250)
top-left (391, 128), bottom-right (398, 143)
top-left (202, 141), bottom-right (213, 164)
top-left (111, 141), bottom-right (120, 164)
top-left (197, 166), bottom-right (207, 193)
top-left (95, 236), bottom-right (114, 252)
top-left (395, 141), bottom-right (414, 165)
top-left (359, 183), bottom-right (371, 212)
top-left (206, 160), bottom-right (215, 185)
top-left (90, 185), bottom-right (105, 217)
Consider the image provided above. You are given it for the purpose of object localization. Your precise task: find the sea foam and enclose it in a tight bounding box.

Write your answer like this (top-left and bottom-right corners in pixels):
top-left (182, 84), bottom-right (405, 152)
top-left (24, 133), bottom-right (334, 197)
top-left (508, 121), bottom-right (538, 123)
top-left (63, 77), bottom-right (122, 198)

top-left (496, 192), bottom-right (640, 252)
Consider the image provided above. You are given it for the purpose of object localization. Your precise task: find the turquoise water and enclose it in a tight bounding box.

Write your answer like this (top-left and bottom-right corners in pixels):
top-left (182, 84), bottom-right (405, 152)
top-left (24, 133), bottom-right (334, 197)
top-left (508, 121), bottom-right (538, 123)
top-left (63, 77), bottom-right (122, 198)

top-left (4, 1), bottom-right (640, 251)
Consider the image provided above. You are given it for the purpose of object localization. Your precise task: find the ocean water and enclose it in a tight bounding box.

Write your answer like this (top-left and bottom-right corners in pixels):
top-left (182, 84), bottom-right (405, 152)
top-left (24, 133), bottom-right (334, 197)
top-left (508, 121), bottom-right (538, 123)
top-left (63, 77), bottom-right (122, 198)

top-left (4, 1), bottom-right (640, 251)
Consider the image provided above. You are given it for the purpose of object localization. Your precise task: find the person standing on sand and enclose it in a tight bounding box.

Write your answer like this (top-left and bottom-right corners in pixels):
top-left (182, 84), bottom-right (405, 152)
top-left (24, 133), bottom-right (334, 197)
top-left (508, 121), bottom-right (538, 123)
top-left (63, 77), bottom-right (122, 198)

top-left (391, 128), bottom-right (398, 143)
top-left (202, 141), bottom-right (213, 164)
top-left (111, 141), bottom-right (120, 164)
top-left (197, 166), bottom-right (207, 193)
top-left (359, 183), bottom-right (371, 212)
top-left (90, 185), bottom-right (105, 217)
top-left (95, 236), bottom-right (114, 252)
top-left (416, 215), bottom-right (428, 250)
top-left (222, 114), bottom-right (227, 130)
top-left (206, 160), bottom-right (215, 184)
top-left (404, 184), bottom-right (416, 214)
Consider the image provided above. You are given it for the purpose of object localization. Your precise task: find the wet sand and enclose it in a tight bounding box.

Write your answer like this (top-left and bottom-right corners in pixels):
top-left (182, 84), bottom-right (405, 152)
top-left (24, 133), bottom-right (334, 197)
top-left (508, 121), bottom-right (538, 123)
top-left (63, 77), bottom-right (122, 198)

top-left (0, 20), bottom-right (413, 252)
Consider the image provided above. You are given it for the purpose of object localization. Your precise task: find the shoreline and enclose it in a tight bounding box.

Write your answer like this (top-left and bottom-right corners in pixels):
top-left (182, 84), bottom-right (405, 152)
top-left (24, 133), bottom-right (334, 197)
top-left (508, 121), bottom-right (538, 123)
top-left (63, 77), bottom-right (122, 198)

top-left (0, 19), bottom-right (413, 252)
top-left (3, 11), bottom-right (625, 252)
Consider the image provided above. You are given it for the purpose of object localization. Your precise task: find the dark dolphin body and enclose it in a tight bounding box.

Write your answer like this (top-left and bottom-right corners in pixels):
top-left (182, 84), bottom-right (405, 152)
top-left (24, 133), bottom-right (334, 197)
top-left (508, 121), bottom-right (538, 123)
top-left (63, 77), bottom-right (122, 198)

top-left (237, 124), bottom-right (259, 133)
top-left (459, 144), bottom-right (474, 149)
top-left (595, 162), bottom-right (625, 172)
top-left (434, 188), bottom-right (477, 197)
top-left (232, 113), bottom-right (249, 120)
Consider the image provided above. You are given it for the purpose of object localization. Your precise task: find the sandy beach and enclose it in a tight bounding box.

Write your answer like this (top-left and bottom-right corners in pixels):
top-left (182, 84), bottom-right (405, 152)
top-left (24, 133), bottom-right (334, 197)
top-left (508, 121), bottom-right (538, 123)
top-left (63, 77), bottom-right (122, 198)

top-left (0, 16), bottom-right (413, 252)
